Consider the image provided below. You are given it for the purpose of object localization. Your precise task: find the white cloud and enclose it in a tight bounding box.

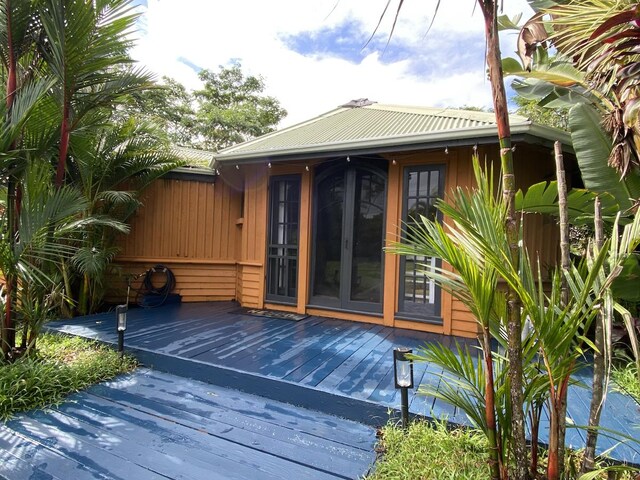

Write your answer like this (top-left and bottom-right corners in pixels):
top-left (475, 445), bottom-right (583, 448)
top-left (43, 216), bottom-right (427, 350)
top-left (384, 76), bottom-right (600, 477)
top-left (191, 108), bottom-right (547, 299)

top-left (131, 0), bottom-right (533, 127)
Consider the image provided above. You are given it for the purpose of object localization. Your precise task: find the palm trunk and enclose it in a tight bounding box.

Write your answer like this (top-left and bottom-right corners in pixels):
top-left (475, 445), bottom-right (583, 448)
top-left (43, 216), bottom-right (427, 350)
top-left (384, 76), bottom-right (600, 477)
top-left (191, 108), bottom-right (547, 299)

top-left (483, 326), bottom-right (502, 480)
top-left (554, 141), bottom-right (570, 475)
top-left (548, 397), bottom-right (560, 480)
top-left (478, 2), bottom-right (528, 478)
top-left (2, 0), bottom-right (18, 357)
top-left (582, 197), bottom-right (606, 473)
top-left (55, 100), bottom-right (70, 187)
top-left (79, 273), bottom-right (90, 316)
top-left (529, 404), bottom-right (542, 478)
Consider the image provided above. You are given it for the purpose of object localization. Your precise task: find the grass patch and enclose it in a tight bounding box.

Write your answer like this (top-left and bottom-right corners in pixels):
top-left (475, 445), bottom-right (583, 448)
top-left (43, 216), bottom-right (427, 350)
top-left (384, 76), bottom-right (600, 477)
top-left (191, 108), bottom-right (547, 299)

top-left (367, 421), bottom-right (638, 479)
top-left (612, 362), bottom-right (640, 403)
top-left (366, 420), bottom-right (490, 480)
top-left (0, 332), bottom-right (136, 420)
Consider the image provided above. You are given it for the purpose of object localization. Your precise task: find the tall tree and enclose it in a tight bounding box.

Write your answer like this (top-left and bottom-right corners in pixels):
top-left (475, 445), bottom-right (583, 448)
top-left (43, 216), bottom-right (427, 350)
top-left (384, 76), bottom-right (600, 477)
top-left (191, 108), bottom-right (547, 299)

top-left (476, 2), bottom-right (528, 477)
top-left (0, 0), bottom-right (50, 357)
top-left (193, 63), bottom-right (287, 150)
top-left (129, 64), bottom-right (287, 151)
top-left (379, 1), bottom-right (528, 477)
top-left (127, 77), bottom-right (197, 147)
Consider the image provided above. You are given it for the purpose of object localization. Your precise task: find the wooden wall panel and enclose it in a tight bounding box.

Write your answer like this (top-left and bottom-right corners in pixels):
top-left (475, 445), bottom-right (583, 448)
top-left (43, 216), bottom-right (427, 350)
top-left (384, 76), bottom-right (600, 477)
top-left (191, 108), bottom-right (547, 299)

top-left (114, 176), bottom-right (242, 305)
top-left (105, 262), bottom-right (237, 304)
top-left (236, 265), bottom-right (262, 307)
top-left (119, 178), bottom-right (241, 261)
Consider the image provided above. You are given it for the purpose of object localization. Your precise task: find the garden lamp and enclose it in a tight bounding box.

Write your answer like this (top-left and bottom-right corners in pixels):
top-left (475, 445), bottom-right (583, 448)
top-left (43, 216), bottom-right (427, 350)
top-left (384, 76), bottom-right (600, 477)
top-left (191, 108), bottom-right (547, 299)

top-left (116, 304), bottom-right (128, 358)
top-left (393, 347), bottom-right (414, 429)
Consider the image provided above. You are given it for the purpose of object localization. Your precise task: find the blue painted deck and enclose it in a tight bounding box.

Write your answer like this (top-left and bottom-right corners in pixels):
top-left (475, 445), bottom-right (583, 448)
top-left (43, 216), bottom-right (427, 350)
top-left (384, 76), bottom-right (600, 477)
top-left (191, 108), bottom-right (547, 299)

top-left (45, 301), bottom-right (640, 465)
top-left (0, 369), bottom-right (376, 480)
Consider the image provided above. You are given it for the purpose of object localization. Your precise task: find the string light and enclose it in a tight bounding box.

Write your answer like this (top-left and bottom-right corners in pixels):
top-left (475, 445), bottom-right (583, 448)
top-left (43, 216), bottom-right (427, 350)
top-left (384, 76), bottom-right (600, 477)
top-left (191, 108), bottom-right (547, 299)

top-left (268, 162), bottom-right (272, 168)
top-left (346, 156), bottom-right (350, 162)
top-left (235, 165), bottom-right (240, 170)
top-left (305, 165), bottom-right (309, 171)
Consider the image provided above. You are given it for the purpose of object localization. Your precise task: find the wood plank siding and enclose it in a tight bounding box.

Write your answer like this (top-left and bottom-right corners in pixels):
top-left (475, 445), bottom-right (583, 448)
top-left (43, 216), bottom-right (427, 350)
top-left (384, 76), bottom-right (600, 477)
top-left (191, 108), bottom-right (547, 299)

top-left (112, 143), bottom-right (564, 338)
top-left (108, 176), bottom-right (242, 302)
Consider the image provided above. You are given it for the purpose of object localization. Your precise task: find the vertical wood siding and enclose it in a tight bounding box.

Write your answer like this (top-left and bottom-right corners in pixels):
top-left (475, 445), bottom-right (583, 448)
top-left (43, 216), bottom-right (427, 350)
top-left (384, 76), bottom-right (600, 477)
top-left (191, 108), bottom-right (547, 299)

top-left (109, 177), bottom-right (242, 302)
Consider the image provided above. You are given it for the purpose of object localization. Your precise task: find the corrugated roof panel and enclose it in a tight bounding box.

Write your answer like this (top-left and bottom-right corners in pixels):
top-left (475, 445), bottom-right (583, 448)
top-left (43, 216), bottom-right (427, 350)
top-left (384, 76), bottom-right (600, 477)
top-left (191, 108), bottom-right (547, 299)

top-left (215, 103), bottom-right (536, 162)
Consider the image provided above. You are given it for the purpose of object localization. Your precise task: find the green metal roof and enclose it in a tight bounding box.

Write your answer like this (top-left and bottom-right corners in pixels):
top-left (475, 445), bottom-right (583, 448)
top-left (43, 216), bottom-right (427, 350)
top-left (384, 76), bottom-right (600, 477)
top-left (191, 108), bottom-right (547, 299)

top-left (170, 146), bottom-right (218, 176)
top-left (213, 101), bottom-right (571, 165)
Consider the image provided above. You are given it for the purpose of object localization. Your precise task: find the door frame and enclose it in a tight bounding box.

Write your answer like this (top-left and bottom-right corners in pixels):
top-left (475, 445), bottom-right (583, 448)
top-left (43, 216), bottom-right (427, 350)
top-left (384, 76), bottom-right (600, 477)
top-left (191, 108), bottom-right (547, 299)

top-left (308, 158), bottom-right (388, 314)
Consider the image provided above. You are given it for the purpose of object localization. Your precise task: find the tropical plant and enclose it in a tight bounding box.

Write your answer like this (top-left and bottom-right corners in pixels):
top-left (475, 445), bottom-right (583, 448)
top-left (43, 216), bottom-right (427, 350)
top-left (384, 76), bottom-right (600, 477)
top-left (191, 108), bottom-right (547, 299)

top-left (390, 157), bottom-right (640, 480)
top-left (502, 3), bottom-right (640, 472)
top-left (0, 0), bottom-right (177, 358)
top-left (36, 0), bottom-right (154, 187)
top-left (0, 162), bottom-right (128, 356)
top-left (391, 159), bottom-right (508, 479)
top-left (65, 117), bottom-right (184, 315)
top-left (378, 0), bottom-right (528, 475)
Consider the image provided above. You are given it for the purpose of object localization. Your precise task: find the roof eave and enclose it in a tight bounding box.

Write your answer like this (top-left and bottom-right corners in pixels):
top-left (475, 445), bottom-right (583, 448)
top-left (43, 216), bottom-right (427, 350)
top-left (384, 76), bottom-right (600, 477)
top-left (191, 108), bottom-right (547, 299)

top-left (213, 123), bottom-right (573, 165)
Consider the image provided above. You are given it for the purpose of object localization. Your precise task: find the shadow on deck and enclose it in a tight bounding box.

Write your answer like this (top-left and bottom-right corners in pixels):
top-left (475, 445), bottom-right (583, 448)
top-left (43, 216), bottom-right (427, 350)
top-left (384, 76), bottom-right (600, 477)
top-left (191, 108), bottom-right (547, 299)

top-left (46, 301), bottom-right (640, 465)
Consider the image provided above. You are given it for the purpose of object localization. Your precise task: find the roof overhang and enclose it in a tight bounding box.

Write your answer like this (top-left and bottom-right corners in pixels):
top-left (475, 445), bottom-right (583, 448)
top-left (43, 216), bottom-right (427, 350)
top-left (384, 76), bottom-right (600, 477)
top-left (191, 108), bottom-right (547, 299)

top-left (213, 123), bottom-right (573, 166)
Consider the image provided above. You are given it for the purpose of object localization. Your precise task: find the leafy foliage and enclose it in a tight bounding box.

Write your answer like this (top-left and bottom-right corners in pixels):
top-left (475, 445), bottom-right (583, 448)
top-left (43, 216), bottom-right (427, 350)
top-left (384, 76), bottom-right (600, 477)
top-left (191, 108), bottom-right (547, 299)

top-left (0, 332), bottom-right (136, 420)
top-left (0, 0), bottom-right (184, 358)
top-left (131, 63), bottom-right (287, 151)
top-left (515, 181), bottom-right (620, 224)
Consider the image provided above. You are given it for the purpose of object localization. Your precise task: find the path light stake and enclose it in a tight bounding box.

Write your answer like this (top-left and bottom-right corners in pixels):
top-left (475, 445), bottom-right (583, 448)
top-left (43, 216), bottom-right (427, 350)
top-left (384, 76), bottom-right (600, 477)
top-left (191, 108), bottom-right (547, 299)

top-left (393, 347), bottom-right (413, 430)
top-left (116, 304), bottom-right (128, 358)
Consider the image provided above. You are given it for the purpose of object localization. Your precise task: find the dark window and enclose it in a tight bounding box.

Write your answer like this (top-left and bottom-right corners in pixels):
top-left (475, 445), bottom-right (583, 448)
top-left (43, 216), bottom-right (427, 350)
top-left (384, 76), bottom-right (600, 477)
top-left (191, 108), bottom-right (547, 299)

top-left (266, 175), bottom-right (301, 304)
top-left (398, 165), bottom-right (445, 323)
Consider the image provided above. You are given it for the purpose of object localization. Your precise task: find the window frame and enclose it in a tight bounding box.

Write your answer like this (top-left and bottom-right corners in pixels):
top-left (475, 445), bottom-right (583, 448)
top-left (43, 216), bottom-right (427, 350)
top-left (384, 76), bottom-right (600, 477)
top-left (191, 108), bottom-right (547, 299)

top-left (396, 164), bottom-right (446, 324)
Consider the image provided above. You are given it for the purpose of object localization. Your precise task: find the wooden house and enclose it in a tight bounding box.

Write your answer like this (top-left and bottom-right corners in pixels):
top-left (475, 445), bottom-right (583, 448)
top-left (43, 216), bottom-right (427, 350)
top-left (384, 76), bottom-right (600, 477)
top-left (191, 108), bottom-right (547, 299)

top-left (113, 101), bottom-right (573, 338)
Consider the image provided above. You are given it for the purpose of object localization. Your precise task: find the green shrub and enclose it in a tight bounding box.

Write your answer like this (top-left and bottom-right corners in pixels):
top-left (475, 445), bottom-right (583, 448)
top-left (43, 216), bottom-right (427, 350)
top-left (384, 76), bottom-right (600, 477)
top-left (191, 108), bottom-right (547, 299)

top-left (366, 420), bottom-right (490, 480)
top-left (0, 333), bottom-right (136, 419)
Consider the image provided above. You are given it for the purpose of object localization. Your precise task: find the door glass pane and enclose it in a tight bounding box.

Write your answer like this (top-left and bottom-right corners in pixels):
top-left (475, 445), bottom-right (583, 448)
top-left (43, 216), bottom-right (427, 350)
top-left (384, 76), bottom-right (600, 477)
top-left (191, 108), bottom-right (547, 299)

top-left (313, 172), bottom-right (344, 300)
top-left (350, 171), bottom-right (385, 303)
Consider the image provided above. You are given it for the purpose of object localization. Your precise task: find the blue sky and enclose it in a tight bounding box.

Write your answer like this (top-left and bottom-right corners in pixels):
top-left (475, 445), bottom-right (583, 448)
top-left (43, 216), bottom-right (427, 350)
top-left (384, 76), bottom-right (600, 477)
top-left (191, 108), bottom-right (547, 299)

top-left (132, 0), bottom-right (533, 127)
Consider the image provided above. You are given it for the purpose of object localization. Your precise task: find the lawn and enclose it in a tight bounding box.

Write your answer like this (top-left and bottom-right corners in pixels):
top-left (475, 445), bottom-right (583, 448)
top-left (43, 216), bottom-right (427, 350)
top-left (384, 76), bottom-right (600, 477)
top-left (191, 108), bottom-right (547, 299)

top-left (0, 332), bottom-right (136, 420)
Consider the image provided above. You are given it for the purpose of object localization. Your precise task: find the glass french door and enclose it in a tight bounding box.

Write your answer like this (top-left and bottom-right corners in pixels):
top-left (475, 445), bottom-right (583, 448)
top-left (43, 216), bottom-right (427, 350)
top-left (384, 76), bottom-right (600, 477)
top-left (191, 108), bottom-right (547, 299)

top-left (310, 163), bottom-right (386, 313)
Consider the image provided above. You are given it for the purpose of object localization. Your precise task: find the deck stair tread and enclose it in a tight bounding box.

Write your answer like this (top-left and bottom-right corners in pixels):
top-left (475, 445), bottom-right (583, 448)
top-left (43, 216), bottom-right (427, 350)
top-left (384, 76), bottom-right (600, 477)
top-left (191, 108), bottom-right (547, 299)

top-left (0, 369), bottom-right (376, 480)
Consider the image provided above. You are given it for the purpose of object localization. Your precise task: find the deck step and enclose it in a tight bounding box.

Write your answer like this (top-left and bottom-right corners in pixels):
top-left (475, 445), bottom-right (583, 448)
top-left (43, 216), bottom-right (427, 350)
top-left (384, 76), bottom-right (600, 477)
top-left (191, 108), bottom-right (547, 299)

top-left (1, 370), bottom-right (376, 480)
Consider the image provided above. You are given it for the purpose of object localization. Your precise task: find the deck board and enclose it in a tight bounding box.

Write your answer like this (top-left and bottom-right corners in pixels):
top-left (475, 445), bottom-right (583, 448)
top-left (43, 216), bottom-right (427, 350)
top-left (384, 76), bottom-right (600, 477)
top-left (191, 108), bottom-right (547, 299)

top-left (1, 369), bottom-right (376, 480)
top-left (45, 301), bottom-right (640, 465)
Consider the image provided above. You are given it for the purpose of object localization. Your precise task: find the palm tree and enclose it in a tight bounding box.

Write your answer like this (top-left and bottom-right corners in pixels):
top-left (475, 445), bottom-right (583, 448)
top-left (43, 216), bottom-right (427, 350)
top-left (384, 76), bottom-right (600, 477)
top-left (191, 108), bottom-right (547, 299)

top-left (0, 161), bottom-right (127, 356)
top-left (390, 157), bottom-right (640, 479)
top-left (36, 0), bottom-right (154, 188)
top-left (390, 159), bottom-right (509, 480)
top-left (66, 117), bottom-right (184, 314)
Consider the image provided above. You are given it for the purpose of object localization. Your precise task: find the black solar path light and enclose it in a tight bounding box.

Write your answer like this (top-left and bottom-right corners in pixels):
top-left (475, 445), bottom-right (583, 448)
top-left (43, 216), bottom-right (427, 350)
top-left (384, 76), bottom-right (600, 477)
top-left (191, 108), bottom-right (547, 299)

top-left (116, 304), bottom-right (128, 358)
top-left (393, 347), bottom-right (414, 430)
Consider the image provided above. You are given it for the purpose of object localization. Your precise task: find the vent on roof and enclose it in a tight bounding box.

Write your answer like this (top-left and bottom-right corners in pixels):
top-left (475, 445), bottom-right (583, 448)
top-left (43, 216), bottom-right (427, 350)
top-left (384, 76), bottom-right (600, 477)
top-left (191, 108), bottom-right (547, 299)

top-left (340, 98), bottom-right (376, 108)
